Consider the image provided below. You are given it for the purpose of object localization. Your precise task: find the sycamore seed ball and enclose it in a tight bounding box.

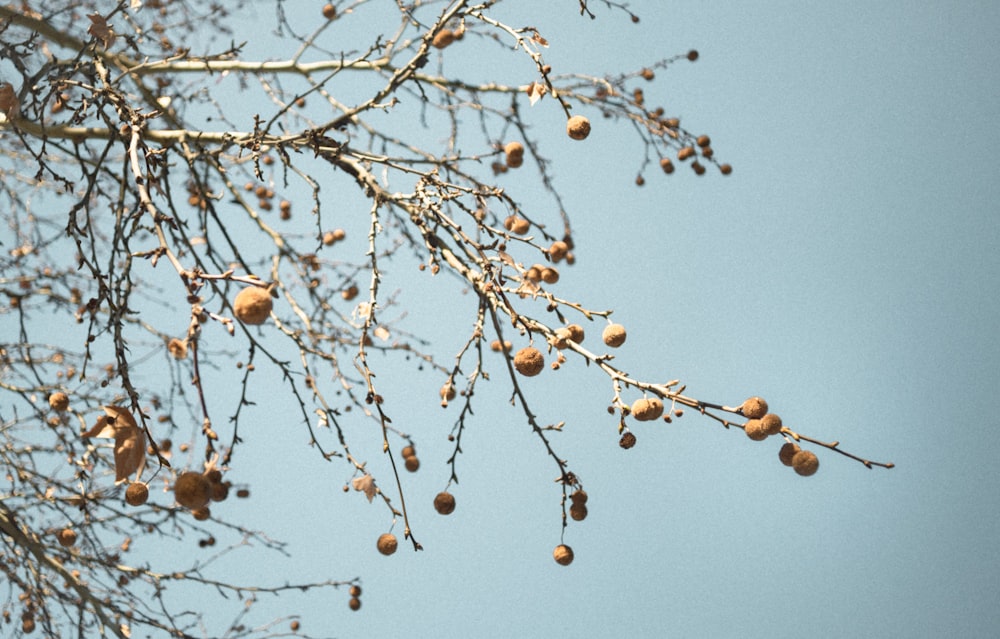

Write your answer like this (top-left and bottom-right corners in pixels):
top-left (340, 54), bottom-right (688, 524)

top-left (760, 413), bottom-right (783, 436)
top-left (174, 471), bottom-right (211, 510)
top-left (405, 455), bottom-right (420, 472)
top-left (233, 286), bottom-right (273, 325)
top-left (125, 482), bottom-right (149, 506)
top-left (566, 115), bottom-right (591, 140)
top-left (792, 450), bottom-right (820, 477)
top-left (191, 506), bottom-right (211, 521)
top-left (58, 528), bottom-right (77, 547)
top-left (504, 215), bottom-right (530, 235)
top-left (743, 419), bottom-right (770, 441)
top-left (553, 544), bottom-right (574, 566)
top-left (778, 442), bottom-right (801, 467)
top-left (740, 396), bottom-right (768, 419)
top-left (377, 532), bottom-right (398, 556)
top-left (349, 585), bottom-right (362, 597)
top-left (48, 391), bottom-right (70, 412)
top-left (349, 597), bottom-right (362, 611)
top-left (432, 29), bottom-right (455, 49)
top-left (322, 3), bottom-right (336, 19)
top-left (434, 491), bottom-right (456, 515)
top-left (514, 347), bottom-right (545, 377)
top-left (569, 502), bottom-right (588, 521)
top-left (619, 431), bottom-right (637, 449)
top-left (631, 397), bottom-right (664, 421)
top-left (602, 323), bottom-right (627, 347)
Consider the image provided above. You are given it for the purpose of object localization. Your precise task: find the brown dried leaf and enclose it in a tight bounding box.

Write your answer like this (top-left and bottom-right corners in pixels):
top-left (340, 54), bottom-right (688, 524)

top-left (87, 13), bottom-right (116, 49)
top-left (351, 474), bottom-right (376, 502)
top-left (82, 406), bottom-right (146, 483)
top-left (0, 83), bottom-right (19, 120)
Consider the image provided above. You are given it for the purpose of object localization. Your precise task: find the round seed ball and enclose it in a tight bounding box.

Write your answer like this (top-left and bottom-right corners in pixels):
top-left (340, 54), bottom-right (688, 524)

top-left (602, 323), bottom-right (627, 347)
top-left (322, 3), bottom-right (336, 19)
top-left (191, 506), bottom-right (211, 521)
top-left (348, 597), bottom-right (362, 611)
top-left (349, 585), bottom-right (362, 597)
top-left (513, 347), bottom-right (544, 377)
top-left (125, 482), bottom-right (149, 506)
top-left (792, 450), bottom-right (820, 477)
top-left (504, 215), bottom-right (530, 235)
top-left (57, 528), bottom-right (77, 547)
top-left (569, 502), bottom-right (588, 521)
top-left (233, 286), bottom-right (273, 325)
top-left (174, 471), bottom-right (211, 510)
top-left (566, 324), bottom-right (585, 343)
top-left (743, 419), bottom-right (770, 441)
top-left (660, 157), bottom-right (675, 174)
top-left (553, 544), bottom-right (574, 566)
top-left (778, 442), bottom-right (801, 467)
top-left (48, 392), bottom-right (70, 412)
top-left (570, 489), bottom-right (588, 505)
top-left (740, 396), bottom-right (768, 420)
top-left (760, 413), bottom-right (783, 436)
top-left (404, 455), bottom-right (420, 472)
top-left (432, 29), bottom-right (455, 49)
top-left (548, 240), bottom-right (569, 262)
top-left (619, 431), bottom-right (637, 449)
top-left (566, 115), bottom-right (591, 140)
top-left (631, 397), bottom-right (664, 421)
top-left (434, 491), bottom-right (456, 515)
top-left (401, 445), bottom-right (416, 459)
top-left (377, 532), bottom-right (398, 556)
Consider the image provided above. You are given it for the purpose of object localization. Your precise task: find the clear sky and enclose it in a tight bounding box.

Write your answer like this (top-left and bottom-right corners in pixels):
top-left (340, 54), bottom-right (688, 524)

top-left (183, 2), bottom-right (1000, 637)
top-left (14, 1), bottom-right (999, 637)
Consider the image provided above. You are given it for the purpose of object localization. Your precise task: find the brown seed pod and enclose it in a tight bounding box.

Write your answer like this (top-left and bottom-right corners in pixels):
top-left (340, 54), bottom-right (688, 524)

top-left (322, 4), bottom-right (336, 19)
top-left (570, 489), bottom-right (588, 505)
top-left (233, 286), bottom-right (273, 325)
top-left (792, 450), bottom-right (820, 477)
top-left (566, 115), bottom-right (591, 140)
top-left (22, 614), bottom-right (36, 633)
top-left (687, 49), bottom-right (699, 61)
top-left (349, 585), bottom-right (362, 597)
top-left (404, 455), bottom-right (420, 472)
top-left (48, 391), bottom-right (70, 412)
top-left (349, 597), bottom-right (362, 611)
top-left (696, 134), bottom-right (711, 148)
top-left (602, 323), bottom-right (627, 347)
top-left (513, 347), bottom-right (545, 376)
top-left (174, 471), bottom-right (211, 510)
top-left (760, 413), bottom-right (783, 436)
top-left (553, 544), bottom-right (574, 566)
top-left (569, 502), bottom-right (588, 521)
top-left (540, 267), bottom-right (559, 284)
top-left (778, 442), bottom-right (801, 467)
top-left (432, 29), bottom-right (455, 49)
top-left (291, 620), bottom-right (301, 632)
top-left (377, 532), bottom-right (398, 556)
top-left (57, 528), bottom-right (77, 547)
top-left (631, 397), bottom-right (664, 421)
top-left (548, 240), bottom-right (569, 262)
top-left (720, 163), bottom-right (733, 175)
top-left (677, 146), bottom-right (696, 161)
top-left (211, 481), bottom-right (230, 502)
top-left (167, 338), bottom-right (187, 359)
top-left (401, 445), bottom-right (416, 459)
top-left (125, 482), bottom-right (149, 506)
top-left (434, 491), bottom-right (456, 515)
top-left (743, 419), bottom-right (770, 441)
top-left (692, 161), bottom-right (706, 175)
top-left (660, 157), bottom-right (675, 174)
top-left (740, 396), bottom-right (769, 419)
top-left (566, 324), bottom-right (585, 344)
top-left (619, 431), bottom-right (637, 449)
top-left (191, 506), bottom-right (211, 521)
top-left (504, 216), bottom-right (530, 235)
top-left (640, 67), bottom-right (655, 81)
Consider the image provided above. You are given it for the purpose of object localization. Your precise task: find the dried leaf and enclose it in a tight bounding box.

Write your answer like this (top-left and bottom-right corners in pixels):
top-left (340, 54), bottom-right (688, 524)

top-left (0, 83), bottom-right (19, 120)
top-left (373, 326), bottom-right (390, 342)
top-left (82, 406), bottom-right (146, 484)
top-left (351, 474), bottom-right (376, 502)
top-left (87, 13), bottom-right (116, 49)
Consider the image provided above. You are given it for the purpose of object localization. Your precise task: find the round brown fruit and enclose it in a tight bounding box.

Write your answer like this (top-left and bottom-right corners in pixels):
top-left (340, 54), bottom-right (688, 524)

top-left (432, 29), bottom-right (455, 49)
top-left (434, 491), bottom-right (456, 515)
top-left (619, 432), bottom-right (637, 449)
top-left (322, 4), bottom-right (336, 19)
top-left (740, 396), bottom-right (768, 419)
top-left (569, 502), bottom-right (588, 521)
top-left (602, 323), bottom-right (627, 347)
top-left (57, 528), bottom-right (77, 547)
top-left (760, 413), bottom-right (783, 436)
top-left (570, 489), bottom-right (588, 505)
top-left (553, 544), bottom-right (574, 566)
top-left (513, 347), bottom-right (545, 377)
top-left (778, 442), bottom-right (801, 467)
top-left (504, 216), bottom-right (530, 235)
top-left (349, 597), bottom-right (362, 611)
top-left (743, 419), bottom-right (769, 441)
top-left (566, 324), bottom-right (585, 344)
top-left (125, 482), bottom-right (149, 506)
top-left (349, 585), bottom-right (362, 597)
top-left (404, 456), bottom-right (420, 472)
top-left (174, 471), bottom-right (211, 510)
top-left (792, 450), bottom-right (820, 477)
top-left (631, 397), bottom-right (664, 421)
top-left (377, 532), bottom-right (398, 556)
top-left (48, 391), bottom-right (70, 412)
top-left (566, 115), bottom-right (591, 140)
top-left (233, 286), bottom-right (273, 325)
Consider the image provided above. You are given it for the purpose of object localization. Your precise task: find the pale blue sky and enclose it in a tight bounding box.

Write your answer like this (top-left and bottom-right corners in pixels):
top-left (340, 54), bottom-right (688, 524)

top-left (11, 2), bottom-right (998, 637)
top-left (195, 2), bottom-right (1000, 637)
